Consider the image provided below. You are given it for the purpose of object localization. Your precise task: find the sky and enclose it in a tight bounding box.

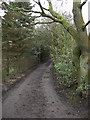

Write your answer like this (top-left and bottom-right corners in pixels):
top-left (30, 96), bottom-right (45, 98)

top-left (31, 0), bottom-right (89, 24)
top-left (0, 0), bottom-right (90, 33)
top-left (31, 0), bottom-right (90, 33)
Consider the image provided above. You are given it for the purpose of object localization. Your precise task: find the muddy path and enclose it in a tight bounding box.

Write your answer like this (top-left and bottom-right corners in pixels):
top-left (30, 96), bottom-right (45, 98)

top-left (2, 60), bottom-right (82, 118)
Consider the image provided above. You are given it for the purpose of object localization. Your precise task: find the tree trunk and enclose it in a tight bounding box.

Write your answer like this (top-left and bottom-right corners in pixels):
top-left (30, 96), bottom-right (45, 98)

top-left (73, 1), bottom-right (88, 88)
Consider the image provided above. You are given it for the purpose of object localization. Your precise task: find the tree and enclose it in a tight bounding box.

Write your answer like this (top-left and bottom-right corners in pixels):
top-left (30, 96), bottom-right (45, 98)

top-left (36, 0), bottom-right (89, 90)
top-left (4, 0), bottom-right (89, 93)
top-left (50, 23), bottom-right (77, 89)
top-left (32, 24), bottom-right (51, 63)
top-left (2, 2), bottom-right (34, 77)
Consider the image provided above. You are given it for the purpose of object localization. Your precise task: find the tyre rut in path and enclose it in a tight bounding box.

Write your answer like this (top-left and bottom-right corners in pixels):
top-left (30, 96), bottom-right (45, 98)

top-left (3, 60), bottom-right (80, 118)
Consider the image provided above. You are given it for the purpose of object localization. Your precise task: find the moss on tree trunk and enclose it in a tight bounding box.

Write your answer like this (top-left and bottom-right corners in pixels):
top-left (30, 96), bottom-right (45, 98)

top-left (73, 1), bottom-right (88, 89)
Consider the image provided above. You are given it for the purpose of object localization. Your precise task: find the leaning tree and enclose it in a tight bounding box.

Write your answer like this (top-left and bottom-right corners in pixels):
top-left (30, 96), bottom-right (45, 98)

top-left (6, 0), bottom-right (90, 89)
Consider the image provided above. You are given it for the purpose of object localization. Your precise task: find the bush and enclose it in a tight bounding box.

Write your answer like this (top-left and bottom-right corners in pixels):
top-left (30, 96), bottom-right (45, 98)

top-left (54, 54), bottom-right (77, 88)
top-left (76, 83), bottom-right (89, 98)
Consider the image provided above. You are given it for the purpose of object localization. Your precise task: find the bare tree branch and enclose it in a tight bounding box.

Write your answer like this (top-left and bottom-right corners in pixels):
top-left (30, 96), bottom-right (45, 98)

top-left (80, 0), bottom-right (88, 9)
top-left (43, 7), bottom-right (49, 11)
top-left (19, 8), bottom-right (61, 23)
top-left (31, 0), bottom-right (78, 42)
top-left (31, 21), bottom-right (54, 25)
top-left (9, 7), bottom-right (42, 14)
top-left (8, 0), bottom-right (78, 43)
top-left (47, 0), bottom-right (64, 21)
top-left (32, 15), bottom-right (42, 19)
top-left (33, 0), bottom-right (49, 11)
top-left (82, 20), bottom-right (90, 31)
top-left (41, 13), bottom-right (63, 23)
top-left (38, 0), bottom-right (45, 14)
top-left (33, 0), bottom-right (38, 4)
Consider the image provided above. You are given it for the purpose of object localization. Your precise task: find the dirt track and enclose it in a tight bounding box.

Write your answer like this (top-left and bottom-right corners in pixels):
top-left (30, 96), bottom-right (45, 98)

top-left (2, 60), bottom-right (81, 118)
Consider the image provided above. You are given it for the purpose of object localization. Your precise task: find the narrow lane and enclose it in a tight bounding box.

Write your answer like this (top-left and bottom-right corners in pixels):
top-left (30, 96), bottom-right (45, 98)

top-left (2, 60), bottom-right (80, 118)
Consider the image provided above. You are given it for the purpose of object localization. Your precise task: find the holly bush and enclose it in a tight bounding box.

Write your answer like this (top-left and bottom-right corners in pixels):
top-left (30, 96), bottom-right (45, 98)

top-left (54, 54), bottom-right (77, 88)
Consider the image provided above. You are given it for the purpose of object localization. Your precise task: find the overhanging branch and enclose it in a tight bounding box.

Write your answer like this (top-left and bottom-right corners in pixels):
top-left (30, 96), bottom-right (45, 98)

top-left (31, 21), bottom-right (54, 25)
top-left (33, 0), bottom-right (49, 11)
top-left (80, 0), bottom-right (88, 9)
top-left (38, 0), bottom-right (45, 14)
top-left (82, 20), bottom-right (90, 31)
top-left (33, 0), bottom-right (38, 4)
top-left (7, 0), bottom-right (78, 43)
top-left (32, 15), bottom-right (42, 19)
top-left (10, 7), bottom-right (42, 14)
top-left (47, 0), bottom-right (64, 21)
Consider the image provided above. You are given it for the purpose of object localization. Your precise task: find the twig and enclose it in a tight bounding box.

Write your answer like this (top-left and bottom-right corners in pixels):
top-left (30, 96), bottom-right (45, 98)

top-left (80, 0), bottom-right (88, 9)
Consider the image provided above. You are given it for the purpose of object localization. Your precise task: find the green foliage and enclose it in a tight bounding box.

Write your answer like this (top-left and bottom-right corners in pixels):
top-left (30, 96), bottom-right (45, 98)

top-left (2, 2), bottom-right (35, 80)
top-left (76, 83), bottom-right (89, 98)
top-left (32, 25), bottom-right (51, 62)
top-left (2, 2), bottom-right (51, 81)
top-left (54, 55), bottom-right (77, 88)
top-left (51, 23), bottom-right (88, 98)
top-left (51, 23), bottom-right (78, 93)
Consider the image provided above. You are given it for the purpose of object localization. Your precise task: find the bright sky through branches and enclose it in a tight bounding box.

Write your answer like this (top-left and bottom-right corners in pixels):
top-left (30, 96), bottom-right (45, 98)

top-left (0, 0), bottom-right (90, 33)
top-left (30, 0), bottom-right (89, 33)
